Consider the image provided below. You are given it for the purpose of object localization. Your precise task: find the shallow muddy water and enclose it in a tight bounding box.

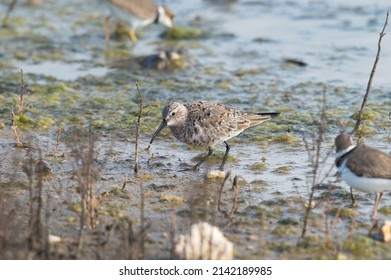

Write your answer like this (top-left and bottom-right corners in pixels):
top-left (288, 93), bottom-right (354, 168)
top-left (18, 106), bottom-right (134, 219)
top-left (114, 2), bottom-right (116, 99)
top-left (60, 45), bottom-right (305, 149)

top-left (0, 0), bottom-right (390, 259)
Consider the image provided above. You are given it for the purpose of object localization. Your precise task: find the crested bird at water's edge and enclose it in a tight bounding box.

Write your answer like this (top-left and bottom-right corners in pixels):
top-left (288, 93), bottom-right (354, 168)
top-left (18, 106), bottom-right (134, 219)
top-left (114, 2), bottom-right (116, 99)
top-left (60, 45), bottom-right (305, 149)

top-left (149, 101), bottom-right (280, 171)
top-left (335, 133), bottom-right (391, 220)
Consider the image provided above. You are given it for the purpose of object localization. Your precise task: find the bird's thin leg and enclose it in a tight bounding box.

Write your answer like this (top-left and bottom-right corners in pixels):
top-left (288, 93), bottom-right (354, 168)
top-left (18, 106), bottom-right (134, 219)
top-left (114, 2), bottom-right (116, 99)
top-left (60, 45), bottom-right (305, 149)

top-left (371, 192), bottom-right (383, 221)
top-left (103, 15), bottom-right (111, 46)
top-left (219, 141), bottom-right (230, 171)
top-left (191, 147), bottom-right (213, 171)
top-left (350, 187), bottom-right (356, 206)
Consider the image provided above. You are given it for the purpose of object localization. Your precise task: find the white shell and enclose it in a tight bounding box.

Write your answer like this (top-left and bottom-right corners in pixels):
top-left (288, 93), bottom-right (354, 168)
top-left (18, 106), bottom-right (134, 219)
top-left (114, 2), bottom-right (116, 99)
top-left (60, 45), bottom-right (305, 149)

top-left (175, 222), bottom-right (233, 260)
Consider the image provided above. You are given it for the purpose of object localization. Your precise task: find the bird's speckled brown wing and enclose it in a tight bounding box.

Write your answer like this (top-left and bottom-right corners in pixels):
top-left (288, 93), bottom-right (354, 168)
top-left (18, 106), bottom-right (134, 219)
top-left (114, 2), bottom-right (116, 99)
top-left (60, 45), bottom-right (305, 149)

top-left (186, 102), bottom-right (241, 133)
top-left (347, 144), bottom-right (391, 179)
top-left (108, 0), bottom-right (158, 20)
top-left (184, 101), bottom-right (276, 146)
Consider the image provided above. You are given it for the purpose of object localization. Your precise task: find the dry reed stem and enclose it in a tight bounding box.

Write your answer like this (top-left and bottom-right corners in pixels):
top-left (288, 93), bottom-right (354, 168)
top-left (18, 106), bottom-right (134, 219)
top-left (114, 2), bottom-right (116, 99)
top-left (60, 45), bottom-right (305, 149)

top-left (11, 69), bottom-right (33, 147)
top-left (351, 12), bottom-right (389, 204)
top-left (121, 173), bottom-right (128, 191)
top-left (134, 84), bottom-right (144, 174)
top-left (301, 88), bottom-right (328, 238)
top-left (11, 107), bottom-right (23, 147)
top-left (27, 146), bottom-right (47, 257)
top-left (118, 218), bottom-right (138, 259)
top-left (17, 70), bottom-right (24, 111)
top-left (353, 11), bottom-right (389, 135)
top-left (17, 69), bottom-right (28, 116)
top-left (70, 133), bottom-right (99, 256)
top-left (2, 0), bottom-right (17, 28)
top-left (53, 127), bottom-right (63, 161)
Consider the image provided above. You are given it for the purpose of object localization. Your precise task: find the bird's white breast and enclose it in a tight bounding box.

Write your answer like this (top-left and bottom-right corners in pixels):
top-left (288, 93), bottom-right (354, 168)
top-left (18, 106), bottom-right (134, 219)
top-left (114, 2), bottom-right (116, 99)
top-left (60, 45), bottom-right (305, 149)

top-left (338, 160), bottom-right (391, 193)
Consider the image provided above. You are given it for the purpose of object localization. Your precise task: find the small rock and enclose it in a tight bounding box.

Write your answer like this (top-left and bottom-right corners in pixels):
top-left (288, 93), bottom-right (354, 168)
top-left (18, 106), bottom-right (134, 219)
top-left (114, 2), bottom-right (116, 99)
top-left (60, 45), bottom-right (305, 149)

top-left (248, 234), bottom-right (258, 242)
top-left (159, 193), bottom-right (185, 205)
top-left (66, 216), bottom-right (76, 223)
top-left (206, 170), bottom-right (226, 179)
top-left (48, 234), bottom-right (61, 244)
top-left (369, 220), bottom-right (391, 242)
top-left (283, 58), bottom-right (308, 67)
top-left (253, 37), bottom-right (273, 43)
top-left (35, 160), bottom-right (52, 176)
top-left (175, 222), bottom-right (233, 260)
top-left (304, 201), bottom-right (316, 209)
top-left (336, 252), bottom-right (348, 260)
top-left (380, 221), bottom-right (391, 242)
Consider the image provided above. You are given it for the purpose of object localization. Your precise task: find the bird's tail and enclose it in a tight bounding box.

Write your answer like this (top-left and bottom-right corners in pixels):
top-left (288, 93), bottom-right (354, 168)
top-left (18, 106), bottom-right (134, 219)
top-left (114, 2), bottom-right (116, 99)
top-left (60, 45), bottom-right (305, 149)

top-left (256, 112), bottom-right (280, 119)
top-left (246, 112), bottom-right (280, 128)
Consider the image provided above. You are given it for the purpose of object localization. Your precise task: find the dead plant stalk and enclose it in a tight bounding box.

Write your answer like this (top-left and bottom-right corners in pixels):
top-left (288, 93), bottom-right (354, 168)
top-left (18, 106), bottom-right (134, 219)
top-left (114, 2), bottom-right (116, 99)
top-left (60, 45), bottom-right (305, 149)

top-left (353, 11), bottom-right (389, 135)
top-left (11, 107), bottom-right (22, 146)
top-left (301, 89), bottom-right (328, 238)
top-left (16, 69), bottom-right (30, 116)
top-left (53, 127), bottom-right (63, 160)
top-left (2, 0), bottom-right (18, 28)
top-left (134, 84), bottom-right (144, 174)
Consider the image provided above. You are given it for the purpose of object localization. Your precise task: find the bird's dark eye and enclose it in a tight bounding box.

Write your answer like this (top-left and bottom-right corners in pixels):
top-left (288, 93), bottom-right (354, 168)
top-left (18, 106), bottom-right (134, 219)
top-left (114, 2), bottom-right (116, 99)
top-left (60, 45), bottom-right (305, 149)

top-left (171, 112), bottom-right (176, 116)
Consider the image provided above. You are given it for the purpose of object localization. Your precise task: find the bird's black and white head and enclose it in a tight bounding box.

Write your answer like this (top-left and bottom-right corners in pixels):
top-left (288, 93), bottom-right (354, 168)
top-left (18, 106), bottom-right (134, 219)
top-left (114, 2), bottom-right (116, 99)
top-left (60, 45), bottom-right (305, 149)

top-left (156, 5), bottom-right (175, 28)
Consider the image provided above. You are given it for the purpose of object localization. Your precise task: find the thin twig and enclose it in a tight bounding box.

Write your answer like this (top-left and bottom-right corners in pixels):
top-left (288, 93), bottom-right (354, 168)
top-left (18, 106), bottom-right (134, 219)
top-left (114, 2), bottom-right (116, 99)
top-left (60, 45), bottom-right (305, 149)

top-left (2, 0), bottom-right (18, 28)
top-left (134, 84), bottom-right (144, 174)
top-left (121, 174), bottom-right (127, 191)
top-left (72, 133), bottom-right (99, 257)
top-left (16, 69), bottom-right (31, 116)
top-left (11, 106), bottom-right (23, 147)
top-left (353, 11), bottom-right (389, 135)
top-left (53, 127), bottom-right (63, 160)
top-left (301, 88), bottom-right (328, 238)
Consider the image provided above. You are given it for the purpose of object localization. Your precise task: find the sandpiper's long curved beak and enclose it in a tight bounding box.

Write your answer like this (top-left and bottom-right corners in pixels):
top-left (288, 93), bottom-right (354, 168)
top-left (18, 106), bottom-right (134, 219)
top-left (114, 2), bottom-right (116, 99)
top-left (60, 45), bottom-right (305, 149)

top-left (150, 120), bottom-right (167, 145)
